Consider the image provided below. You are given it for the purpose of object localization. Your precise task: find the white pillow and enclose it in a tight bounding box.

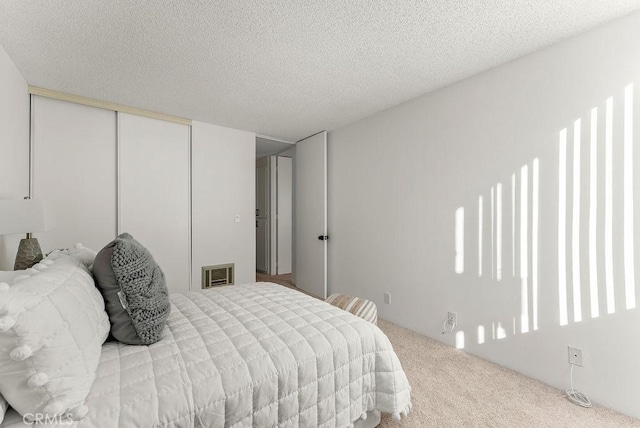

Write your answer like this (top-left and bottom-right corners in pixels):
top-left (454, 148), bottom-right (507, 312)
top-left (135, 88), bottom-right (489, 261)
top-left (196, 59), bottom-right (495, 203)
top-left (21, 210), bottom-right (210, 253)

top-left (0, 254), bottom-right (109, 421)
top-left (0, 393), bottom-right (7, 424)
top-left (0, 273), bottom-right (19, 425)
top-left (48, 243), bottom-right (98, 270)
top-left (0, 271), bottom-right (20, 286)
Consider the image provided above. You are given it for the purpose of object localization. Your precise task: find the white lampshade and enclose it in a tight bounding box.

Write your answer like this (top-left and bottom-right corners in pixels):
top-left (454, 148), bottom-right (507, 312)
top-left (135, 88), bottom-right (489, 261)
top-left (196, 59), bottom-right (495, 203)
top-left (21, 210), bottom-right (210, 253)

top-left (0, 199), bottom-right (50, 235)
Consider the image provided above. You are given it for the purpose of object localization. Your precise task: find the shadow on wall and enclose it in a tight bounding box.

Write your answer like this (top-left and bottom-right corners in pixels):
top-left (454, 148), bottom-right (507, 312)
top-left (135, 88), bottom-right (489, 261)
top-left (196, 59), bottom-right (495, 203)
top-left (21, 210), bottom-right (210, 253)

top-left (453, 83), bottom-right (637, 350)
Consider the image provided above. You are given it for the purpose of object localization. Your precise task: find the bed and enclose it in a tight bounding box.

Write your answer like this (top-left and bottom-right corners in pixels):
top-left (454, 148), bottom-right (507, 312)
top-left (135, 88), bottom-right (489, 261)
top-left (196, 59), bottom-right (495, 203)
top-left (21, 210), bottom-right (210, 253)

top-left (1, 282), bottom-right (411, 427)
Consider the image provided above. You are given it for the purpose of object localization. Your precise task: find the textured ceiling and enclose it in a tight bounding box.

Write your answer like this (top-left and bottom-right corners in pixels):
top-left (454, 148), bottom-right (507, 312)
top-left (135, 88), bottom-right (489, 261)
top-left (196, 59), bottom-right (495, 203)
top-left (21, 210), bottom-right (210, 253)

top-left (0, 1), bottom-right (639, 142)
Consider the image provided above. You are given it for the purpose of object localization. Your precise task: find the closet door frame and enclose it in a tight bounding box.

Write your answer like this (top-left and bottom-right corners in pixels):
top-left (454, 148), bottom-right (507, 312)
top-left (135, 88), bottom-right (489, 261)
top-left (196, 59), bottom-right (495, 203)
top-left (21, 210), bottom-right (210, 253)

top-left (29, 87), bottom-right (193, 291)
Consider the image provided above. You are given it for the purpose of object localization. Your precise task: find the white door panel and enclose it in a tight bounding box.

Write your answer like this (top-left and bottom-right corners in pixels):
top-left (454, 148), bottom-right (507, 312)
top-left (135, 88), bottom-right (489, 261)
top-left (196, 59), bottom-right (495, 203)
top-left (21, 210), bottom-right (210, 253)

top-left (295, 131), bottom-right (327, 298)
top-left (32, 96), bottom-right (117, 252)
top-left (118, 113), bottom-right (190, 293)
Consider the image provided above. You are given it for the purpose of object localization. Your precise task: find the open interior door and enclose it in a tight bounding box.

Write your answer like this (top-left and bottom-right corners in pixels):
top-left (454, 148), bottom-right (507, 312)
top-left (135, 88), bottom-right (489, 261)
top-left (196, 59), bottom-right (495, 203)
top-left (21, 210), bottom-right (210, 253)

top-left (294, 131), bottom-right (327, 298)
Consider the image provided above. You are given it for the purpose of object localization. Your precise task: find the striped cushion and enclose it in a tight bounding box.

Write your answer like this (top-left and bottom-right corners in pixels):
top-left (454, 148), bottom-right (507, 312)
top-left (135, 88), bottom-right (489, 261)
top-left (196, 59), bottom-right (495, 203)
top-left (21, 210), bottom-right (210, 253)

top-left (325, 294), bottom-right (378, 325)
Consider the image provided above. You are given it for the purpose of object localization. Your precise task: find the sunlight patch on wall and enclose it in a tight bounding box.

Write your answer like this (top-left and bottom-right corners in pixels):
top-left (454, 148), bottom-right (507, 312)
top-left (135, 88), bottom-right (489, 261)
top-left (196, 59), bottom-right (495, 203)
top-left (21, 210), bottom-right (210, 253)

top-left (532, 158), bottom-right (539, 331)
top-left (511, 173), bottom-right (516, 279)
top-left (557, 85), bottom-right (638, 324)
top-left (589, 107), bottom-right (600, 319)
top-left (605, 97), bottom-right (615, 314)
top-left (572, 118), bottom-right (583, 323)
top-left (455, 207), bottom-right (464, 274)
top-left (623, 83), bottom-right (636, 310)
top-left (455, 331), bottom-right (465, 349)
top-left (478, 196), bottom-right (483, 277)
top-left (496, 183), bottom-right (503, 281)
top-left (455, 83), bottom-right (637, 344)
top-left (520, 164), bottom-right (529, 333)
top-left (456, 158), bottom-right (540, 342)
top-left (496, 322), bottom-right (506, 340)
top-left (558, 128), bottom-right (569, 326)
top-left (491, 186), bottom-right (495, 280)
top-left (488, 322), bottom-right (507, 341)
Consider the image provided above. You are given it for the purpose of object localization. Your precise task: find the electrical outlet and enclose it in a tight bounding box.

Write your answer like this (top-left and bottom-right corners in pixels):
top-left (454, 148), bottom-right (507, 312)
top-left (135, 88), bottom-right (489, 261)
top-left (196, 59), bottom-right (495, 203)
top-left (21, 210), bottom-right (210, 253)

top-left (384, 292), bottom-right (391, 304)
top-left (448, 311), bottom-right (457, 327)
top-left (442, 311), bottom-right (457, 334)
top-left (568, 346), bottom-right (583, 366)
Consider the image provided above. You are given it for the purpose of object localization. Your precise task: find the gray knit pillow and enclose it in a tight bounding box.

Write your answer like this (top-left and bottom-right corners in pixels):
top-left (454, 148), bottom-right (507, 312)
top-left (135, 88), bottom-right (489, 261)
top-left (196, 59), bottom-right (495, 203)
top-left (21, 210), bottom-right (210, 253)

top-left (93, 233), bottom-right (170, 345)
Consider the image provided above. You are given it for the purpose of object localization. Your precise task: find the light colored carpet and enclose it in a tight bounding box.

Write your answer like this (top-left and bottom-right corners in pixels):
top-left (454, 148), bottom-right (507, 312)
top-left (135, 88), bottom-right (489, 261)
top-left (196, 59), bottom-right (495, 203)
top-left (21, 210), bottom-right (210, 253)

top-left (376, 319), bottom-right (640, 428)
top-left (256, 272), bottom-right (295, 288)
top-left (255, 272), bottom-right (320, 298)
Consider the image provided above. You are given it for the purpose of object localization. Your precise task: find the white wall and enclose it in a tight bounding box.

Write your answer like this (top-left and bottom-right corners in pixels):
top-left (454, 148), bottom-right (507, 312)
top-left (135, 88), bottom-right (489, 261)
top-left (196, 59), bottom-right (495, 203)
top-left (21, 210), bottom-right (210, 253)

top-left (0, 44), bottom-right (29, 270)
top-left (328, 11), bottom-right (640, 418)
top-left (192, 121), bottom-right (256, 286)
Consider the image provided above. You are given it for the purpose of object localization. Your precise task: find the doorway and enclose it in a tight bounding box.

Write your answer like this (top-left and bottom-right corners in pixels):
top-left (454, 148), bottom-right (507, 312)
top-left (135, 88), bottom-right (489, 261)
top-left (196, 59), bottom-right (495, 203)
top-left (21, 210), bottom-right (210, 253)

top-left (255, 137), bottom-right (295, 282)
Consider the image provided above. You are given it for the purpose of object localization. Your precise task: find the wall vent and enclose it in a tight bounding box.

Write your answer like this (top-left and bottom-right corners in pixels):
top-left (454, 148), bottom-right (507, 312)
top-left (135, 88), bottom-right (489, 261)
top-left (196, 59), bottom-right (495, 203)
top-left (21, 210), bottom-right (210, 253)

top-left (202, 263), bottom-right (234, 289)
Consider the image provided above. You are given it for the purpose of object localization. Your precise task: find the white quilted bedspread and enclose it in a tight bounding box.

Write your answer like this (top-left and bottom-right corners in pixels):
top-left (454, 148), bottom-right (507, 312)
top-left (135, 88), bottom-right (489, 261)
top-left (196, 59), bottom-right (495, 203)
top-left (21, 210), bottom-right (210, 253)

top-left (12, 282), bottom-right (411, 427)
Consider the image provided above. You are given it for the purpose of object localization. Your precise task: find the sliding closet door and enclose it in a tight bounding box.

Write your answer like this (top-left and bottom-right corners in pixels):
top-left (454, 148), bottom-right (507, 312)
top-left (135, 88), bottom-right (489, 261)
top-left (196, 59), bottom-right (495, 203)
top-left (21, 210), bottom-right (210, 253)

top-left (32, 96), bottom-right (117, 252)
top-left (118, 113), bottom-right (190, 293)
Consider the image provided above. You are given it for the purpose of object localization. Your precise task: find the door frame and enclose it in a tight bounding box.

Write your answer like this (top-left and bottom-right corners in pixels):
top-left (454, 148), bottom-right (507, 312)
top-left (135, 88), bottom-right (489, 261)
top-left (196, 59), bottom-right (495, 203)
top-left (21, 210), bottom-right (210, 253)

top-left (256, 157), bottom-right (271, 274)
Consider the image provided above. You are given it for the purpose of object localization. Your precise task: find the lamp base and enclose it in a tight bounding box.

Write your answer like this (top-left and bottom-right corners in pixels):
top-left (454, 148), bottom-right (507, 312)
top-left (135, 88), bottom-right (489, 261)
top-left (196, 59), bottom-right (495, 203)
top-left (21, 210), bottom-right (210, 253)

top-left (14, 238), bottom-right (43, 270)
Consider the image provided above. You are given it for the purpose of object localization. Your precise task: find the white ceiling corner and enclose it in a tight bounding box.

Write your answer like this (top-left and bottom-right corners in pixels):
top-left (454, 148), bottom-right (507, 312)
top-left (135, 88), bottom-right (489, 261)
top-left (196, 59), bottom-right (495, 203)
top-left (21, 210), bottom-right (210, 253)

top-left (0, 1), bottom-right (638, 141)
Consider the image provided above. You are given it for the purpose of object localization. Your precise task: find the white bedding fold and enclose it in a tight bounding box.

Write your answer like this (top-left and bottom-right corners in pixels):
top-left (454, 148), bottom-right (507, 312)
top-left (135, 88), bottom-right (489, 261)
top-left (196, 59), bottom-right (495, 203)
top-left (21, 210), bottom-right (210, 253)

top-left (3, 283), bottom-right (411, 427)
